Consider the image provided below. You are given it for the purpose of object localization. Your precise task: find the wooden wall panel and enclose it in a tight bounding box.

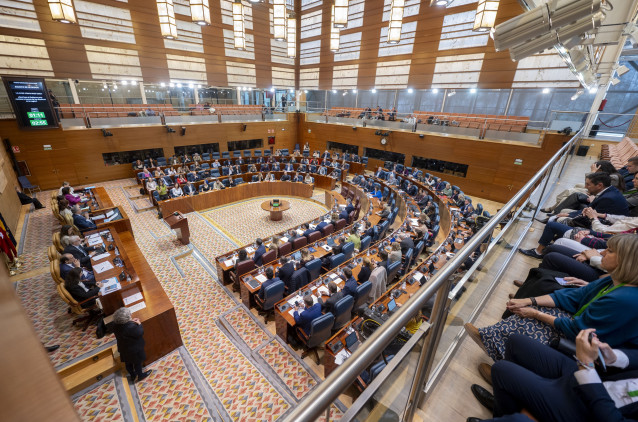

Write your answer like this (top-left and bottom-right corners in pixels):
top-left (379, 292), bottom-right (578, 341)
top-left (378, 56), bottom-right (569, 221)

top-left (0, 117), bottom-right (298, 190)
top-left (297, 116), bottom-right (568, 203)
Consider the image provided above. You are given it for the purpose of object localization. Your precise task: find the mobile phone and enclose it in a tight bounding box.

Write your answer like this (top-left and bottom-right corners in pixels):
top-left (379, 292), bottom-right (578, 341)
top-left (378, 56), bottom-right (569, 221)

top-left (588, 332), bottom-right (607, 372)
top-left (555, 277), bottom-right (570, 286)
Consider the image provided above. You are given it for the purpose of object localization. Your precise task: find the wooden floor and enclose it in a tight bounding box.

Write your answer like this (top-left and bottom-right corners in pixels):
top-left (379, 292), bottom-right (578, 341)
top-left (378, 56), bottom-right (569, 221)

top-left (417, 155), bottom-right (594, 421)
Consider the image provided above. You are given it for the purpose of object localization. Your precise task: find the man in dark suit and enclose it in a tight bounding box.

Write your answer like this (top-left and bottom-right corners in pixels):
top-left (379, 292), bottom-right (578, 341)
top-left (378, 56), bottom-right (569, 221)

top-left (568, 172), bottom-right (629, 218)
top-left (272, 162), bottom-right (281, 171)
top-left (183, 182), bottom-right (196, 196)
top-left (316, 220), bottom-right (329, 235)
top-left (339, 208), bottom-right (350, 223)
top-left (60, 253), bottom-right (96, 284)
top-left (345, 199), bottom-right (355, 215)
top-left (406, 182), bottom-right (418, 196)
top-left (400, 233), bottom-right (415, 256)
top-left (341, 268), bottom-right (358, 300)
top-left (260, 163), bottom-right (269, 172)
top-left (301, 223), bottom-right (315, 238)
top-left (290, 262), bottom-right (311, 292)
top-left (277, 256), bottom-right (295, 292)
top-left (294, 295), bottom-right (322, 336)
top-left (72, 207), bottom-right (97, 232)
top-left (253, 238), bottom-right (266, 266)
top-left (468, 330), bottom-right (638, 422)
top-left (63, 235), bottom-right (96, 268)
top-left (284, 162), bottom-right (294, 172)
top-left (280, 172), bottom-right (291, 181)
top-left (318, 281), bottom-right (343, 315)
top-left (258, 267), bottom-right (281, 300)
top-left (364, 221), bottom-right (375, 240)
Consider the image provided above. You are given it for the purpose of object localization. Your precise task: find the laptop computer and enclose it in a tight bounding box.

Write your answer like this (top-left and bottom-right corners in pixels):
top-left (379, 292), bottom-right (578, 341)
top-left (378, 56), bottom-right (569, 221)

top-left (387, 298), bottom-right (397, 314)
top-left (345, 331), bottom-right (360, 352)
top-left (292, 251), bottom-right (302, 261)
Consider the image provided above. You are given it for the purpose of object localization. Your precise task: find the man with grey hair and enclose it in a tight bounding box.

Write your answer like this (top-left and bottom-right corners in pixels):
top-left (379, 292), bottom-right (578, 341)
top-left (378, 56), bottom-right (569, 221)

top-left (71, 205), bottom-right (97, 232)
top-left (62, 235), bottom-right (96, 268)
top-left (112, 307), bottom-right (151, 383)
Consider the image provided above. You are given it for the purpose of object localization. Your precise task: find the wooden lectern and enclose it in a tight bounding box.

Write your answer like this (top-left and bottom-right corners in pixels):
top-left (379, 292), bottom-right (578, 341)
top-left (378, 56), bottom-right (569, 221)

top-left (164, 211), bottom-right (190, 244)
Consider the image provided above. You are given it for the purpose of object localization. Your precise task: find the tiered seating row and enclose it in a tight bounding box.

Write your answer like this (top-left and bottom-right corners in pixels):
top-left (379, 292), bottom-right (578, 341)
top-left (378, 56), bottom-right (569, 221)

top-left (600, 137), bottom-right (638, 169)
top-left (58, 103), bottom-right (179, 119)
top-left (188, 104), bottom-right (263, 116)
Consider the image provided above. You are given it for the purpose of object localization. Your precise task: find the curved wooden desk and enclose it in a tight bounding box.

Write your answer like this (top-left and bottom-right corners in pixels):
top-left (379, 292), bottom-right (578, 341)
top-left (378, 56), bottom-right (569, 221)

top-left (260, 199), bottom-right (290, 221)
top-left (159, 181), bottom-right (313, 215)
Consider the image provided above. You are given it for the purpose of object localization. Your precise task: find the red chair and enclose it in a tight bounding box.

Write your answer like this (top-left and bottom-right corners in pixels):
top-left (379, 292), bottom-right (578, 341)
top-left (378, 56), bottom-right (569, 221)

top-left (261, 250), bottom-right (277, 265)
top-left (292, 237), bottom-right (307, 251)
top-left (279, 242), bottom-right (292, 256)
top-left (335, 219), bottom-right (347, 231)
top-left (230, 260), bottom-right (255, 292)
top-left (307, 231), bottom-right (321, 244)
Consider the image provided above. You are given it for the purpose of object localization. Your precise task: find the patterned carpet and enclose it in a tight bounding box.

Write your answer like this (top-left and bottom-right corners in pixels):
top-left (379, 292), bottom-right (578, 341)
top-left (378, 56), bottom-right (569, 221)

top-left (202, 197), bottom-right (328, 245)
top-left (15, 192), bottom-right (57, 275)
top-left (15, 178), bottom-right (342, 421)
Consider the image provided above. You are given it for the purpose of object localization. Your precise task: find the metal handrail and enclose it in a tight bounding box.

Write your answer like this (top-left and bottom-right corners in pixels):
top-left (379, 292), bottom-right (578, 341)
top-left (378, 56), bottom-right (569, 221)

top-left (282, 129), bottom-right (584, 422)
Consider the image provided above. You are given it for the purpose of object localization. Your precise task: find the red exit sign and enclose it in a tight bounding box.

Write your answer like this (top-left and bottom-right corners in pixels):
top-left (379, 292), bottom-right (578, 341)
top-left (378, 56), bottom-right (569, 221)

top-left (12, 146), bottom-right (19, 153)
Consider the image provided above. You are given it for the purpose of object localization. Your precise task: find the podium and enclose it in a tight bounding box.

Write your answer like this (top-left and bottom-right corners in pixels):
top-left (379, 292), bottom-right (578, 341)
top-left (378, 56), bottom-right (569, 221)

top-left (164, 211), bottom-right (190, 244)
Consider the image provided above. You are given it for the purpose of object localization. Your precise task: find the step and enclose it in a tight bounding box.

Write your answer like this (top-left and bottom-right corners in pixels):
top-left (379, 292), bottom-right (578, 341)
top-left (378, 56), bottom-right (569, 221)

top-left (57, 346), bottom-right (122, 395)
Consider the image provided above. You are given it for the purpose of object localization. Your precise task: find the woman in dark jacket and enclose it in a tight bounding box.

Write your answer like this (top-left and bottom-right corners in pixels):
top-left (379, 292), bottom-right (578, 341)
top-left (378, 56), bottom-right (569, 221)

top-left (65, 267), bottom-right (100, 307)
top-left (112, 307), bottom-right (151, 382)
top-left (357, 257), bottom-right (373, 283)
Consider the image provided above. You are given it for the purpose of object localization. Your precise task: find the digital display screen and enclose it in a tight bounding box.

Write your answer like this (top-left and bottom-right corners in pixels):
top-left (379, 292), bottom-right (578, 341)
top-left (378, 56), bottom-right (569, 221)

top-left (2, 77), bottom-right (59, 129)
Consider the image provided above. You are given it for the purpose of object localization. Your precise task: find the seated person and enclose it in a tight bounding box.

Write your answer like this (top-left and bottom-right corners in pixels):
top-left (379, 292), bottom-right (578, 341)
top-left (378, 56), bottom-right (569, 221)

top-left (304, 173), bottom-right (313, 184)
top-left (248, 163), bottom-right (257, 172)
top-left (400, 233), bottom-right (415, 256)
top-left (64, 267), bottom-right (102, 307)
top-left (269, 235), bottom-right (284, 257)
top-left (71, 206), bottom-right (97, 232)
top-left (341, 268), bottom-right (358, 300)
top-left (277, 256), bottom-right (296, 292)
top-left (363, 221), bottom-right (375, 239)
top-left (460, 198), bottom-right (475, 218)
top-left (59, 253), bottom-right (96, 284)
top-left (280, 171), bottom-right (291, 181)
top-left (226, 176), bottom-right (235, 187)
top-left (183, 182), bottom-right (196, 196)
top-left (157, 180), bottom-right (169, 200)
top-left (175, 174), bottom-right (187, 185)
top-left (146, 178), bottom-right (158, 193)
top-left (318, 165), bottom-right (327, 175)
top-left (346, 228), bottom-right (361, 250)
top-left (253, 238), bottom-right (266, 266)
top-left (272, 162), bottom-right (281, 171)
top-left (389, 242), bottom-right (402, 263)
top-left (62, 186), bottom-right (86, 206)
top-left (466, 233), bottom-right (638, 362)
top-left (301, 223), bottom-right (315, 238)
top-left (377, 204), bottom-right (391, 221)
top-left (166, 167), bottom-right (176, 176)
top-left (293, 172), bottom-right (303, 183)
top-left (200, 180), bottom-right (211, 192)
top-left (317, 281), bottom-right (343, 315)
top-left (357, 257), bottom-right (373, 283)
top-left (467, 331), bottom-right (638, 422)
top-left (371, 187), bottom-right (383, 200)
top-left (290, 261), bottom-right (311, 292)
top-left (212, 160), bottom-right (221, 168)
top-left (294, 295), bottom-right (322, 337)
top-left (171, 184), bottom-right (184, 198)
top-left (62, 234), bottom-right (96, 268)
top-left (212, 179), bottom-right (224, 190)
top-left (264, 172), bottom-right (275, 182)
top-left (257, 267), bottom-right (281, 301)
top-left (133, 160), bottom-right (144, 170)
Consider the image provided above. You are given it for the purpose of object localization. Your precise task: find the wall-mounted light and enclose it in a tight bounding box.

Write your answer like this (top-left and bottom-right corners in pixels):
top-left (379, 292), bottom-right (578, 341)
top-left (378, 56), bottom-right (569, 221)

top-left (287, 12), bottom-right (296, 58)
top-left (447, 89), bottom-right (456, 97)
top-left (190, 0), bottom-right (211, 26)
top-left (232, 0), bottom-right (246, 50)
top-left (49, 0), bottom-right (77, 23)
top-left (430, 0), bottom-right (451, 6)
top-left (431, 88), bottom-right (438, 93)
top-left (570, 89), bottom-right (584, 100)
top-left (157, 0), bottom-right (178, 39)
top-left (334, 0), bottom-right (349, 28)
top-left (387, 0), bottom-right (405, 44)
top-left (330, 5), bottom-right (340, 52)
top-left (273, 0), bottom-right (287, 41)
top-left (371, 88), bottom-right (377, 93)
top-left (473, 0), bottom-right (499, 32)
top-left (542, 88), bottom-right (551, 94)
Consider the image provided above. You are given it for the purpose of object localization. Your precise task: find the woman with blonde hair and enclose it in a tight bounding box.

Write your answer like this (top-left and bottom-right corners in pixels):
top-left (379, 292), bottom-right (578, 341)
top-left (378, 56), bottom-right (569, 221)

top-left (389, 242), bottom-right (402, 263)
top-left (466, 233), bottom-right (638, 361)
top-left (113, 307), bottom-right (152, 383)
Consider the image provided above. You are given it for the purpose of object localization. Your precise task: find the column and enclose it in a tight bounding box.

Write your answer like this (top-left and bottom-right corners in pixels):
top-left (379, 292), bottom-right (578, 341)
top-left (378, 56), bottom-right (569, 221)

top-left (139, 81), bottom-right (147, 104)
top-left (68, 78), bottom-right (80, 104)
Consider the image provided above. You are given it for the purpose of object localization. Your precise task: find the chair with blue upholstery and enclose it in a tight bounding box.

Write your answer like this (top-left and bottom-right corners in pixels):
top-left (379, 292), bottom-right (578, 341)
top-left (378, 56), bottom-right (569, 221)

top-left (201, 153), bottom-right (210, 161)
top-left (221, 167), bottom-right (229, 176)
top-left (201, 163), bottom-right (210, 169)
top-left (137, 172), bottom-right (145, 180)
top-left (476, 203), bottom-right (484, 216)
top-left (212, 152), bottom-right (220, 159)
top-left (414, 240), bottom-right (425, 261)
top-left (264, 149), bottom-right (271, 156)
top-left (254, 150), bottom-right (262, 157)
top-left (324, 253), bottom-right (345, 271)
top-left (386, 261), bottom-right (401, 284)
top-left (234, 177), bottom-right (244, 185)
top-left (297, 313), bottom-right (335, 364)
top-left (222, 151), bottom-right (230, 159)
top-left (210, 169), bottom-right (221, 178)
top-left (189, 164), bottom-right (196, 171)
top-left (186, 173), bottom-right (196, 182)
top-left (222, 179), bottom-right (230, 187)
top-left (483, 210), bottom-right (491, 218)
top-left (341, 242), bottom-right (355, 261)
top-left (152, 190), bottom-right (160, 205)
top-left (255, 280), bottom-right (285, 322)
top-left (163, 176), bottom-right (174, 186)
top-left (396, 164), bottom-right (404, 174)
top-left (251, 175), bottom-right (259, 182)
top-left (360, 236), bottom-right (372, 252)
top-left (243, 150), bottom-right (251, 157)
top-left (352, 281), bottom-right (372, 311)
top-left (310, 165), bottom-right (317, 173)
top-left (332, 295), bottom-right (354, 331)
top-left (305, 258), bottom-right (322, 281)
top-left (361, 156), bottom-right (368, 165)
top-left (281, 149), bottom-right (289, 156)
top-left (401, 249), bottom-right (414, 275)
top-left (157, 157), bottom-right (167, 166)
top-left (233, 151), bottom-right (241, 157)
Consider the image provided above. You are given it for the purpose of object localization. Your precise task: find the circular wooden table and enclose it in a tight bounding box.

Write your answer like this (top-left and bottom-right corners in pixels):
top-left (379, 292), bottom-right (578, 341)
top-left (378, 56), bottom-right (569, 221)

top-left (261, 200), bottom-right (291, 221)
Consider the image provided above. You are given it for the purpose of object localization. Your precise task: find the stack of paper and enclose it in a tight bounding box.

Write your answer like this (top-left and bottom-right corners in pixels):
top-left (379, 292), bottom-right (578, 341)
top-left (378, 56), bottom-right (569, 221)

top-left (317, 286), bottom-right (329, 296)
top-left (329, 273), bottom-right (339, 280)
top-left (88, 237), bottom-right (104, 247)
top-left (93, 261), bottom-right (114, 274)
top-left (281, 237), bottom-right (288, 243)
top-left (322, 245), bottom-right (332, 252)
top-left (223, 257), bottom-right (237, 267)
top-left (91, 252), bottom-right (110, 262)
top-left (127, 301), bottom-right (146, 314)
top-left (123, 292), bottom-right (144, 306)
top-left (255, 274), bottom-right (268, 283)
top-left (246, 246), bottom-right (255, 254)
top-left (334, 349), bottom-right (351, 365)
top-left (91, 214), bottom-right (106, 221)
top-left (106, 210), bottom-right (116, 218)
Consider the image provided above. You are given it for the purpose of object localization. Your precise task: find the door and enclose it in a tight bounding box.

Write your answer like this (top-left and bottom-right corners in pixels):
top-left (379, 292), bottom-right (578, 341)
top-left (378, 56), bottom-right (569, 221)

top-left (26, 148), bottom-right (80, 190)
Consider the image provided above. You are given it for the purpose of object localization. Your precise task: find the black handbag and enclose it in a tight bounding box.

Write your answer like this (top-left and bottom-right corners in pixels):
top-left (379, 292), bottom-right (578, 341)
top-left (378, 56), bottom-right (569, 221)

top-left (549, 337), bottom-right (576, 357)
